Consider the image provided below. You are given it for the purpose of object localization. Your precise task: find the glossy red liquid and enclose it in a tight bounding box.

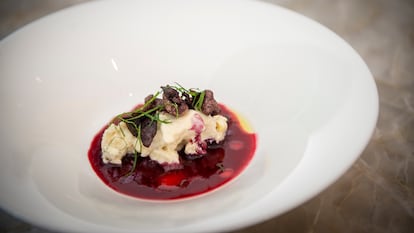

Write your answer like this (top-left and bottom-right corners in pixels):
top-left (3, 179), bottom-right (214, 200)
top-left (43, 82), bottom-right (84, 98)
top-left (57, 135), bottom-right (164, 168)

top-left (88, 104), bottom-right (256, 200)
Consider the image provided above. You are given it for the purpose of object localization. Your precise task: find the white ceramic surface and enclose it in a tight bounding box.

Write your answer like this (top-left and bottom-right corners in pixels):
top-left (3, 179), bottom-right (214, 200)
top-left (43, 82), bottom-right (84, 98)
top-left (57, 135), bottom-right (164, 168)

top-left (0, 0), bottom-right (378, 232)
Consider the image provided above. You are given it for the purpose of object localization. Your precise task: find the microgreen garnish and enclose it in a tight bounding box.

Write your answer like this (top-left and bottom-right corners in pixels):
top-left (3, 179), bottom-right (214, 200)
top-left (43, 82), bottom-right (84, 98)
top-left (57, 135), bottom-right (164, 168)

top-left (109, 83), bottom-right (211, 175)
top-left (172, 82), bottom-right (189, 93)
top-left (127, 124), bottom-right (142, 176)
top-left (193, 90), bottom-right (206, 111)
top-left (140, 91), bottom-right (161, 111)
top-left (170, 83), bottom-right (205, 111)
top-left (125, 105), bottom-right (163, 122)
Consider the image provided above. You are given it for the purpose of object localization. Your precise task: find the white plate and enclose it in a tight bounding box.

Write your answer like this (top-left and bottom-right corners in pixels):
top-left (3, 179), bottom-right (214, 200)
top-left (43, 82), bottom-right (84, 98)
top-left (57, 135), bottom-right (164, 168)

top-left (0, 0), bottom-right (378, 232)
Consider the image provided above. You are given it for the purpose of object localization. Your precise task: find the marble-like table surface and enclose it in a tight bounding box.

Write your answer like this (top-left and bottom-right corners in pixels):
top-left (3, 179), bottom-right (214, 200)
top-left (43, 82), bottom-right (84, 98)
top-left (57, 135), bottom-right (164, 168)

top-left (1, 0), bottom-right (413, 232)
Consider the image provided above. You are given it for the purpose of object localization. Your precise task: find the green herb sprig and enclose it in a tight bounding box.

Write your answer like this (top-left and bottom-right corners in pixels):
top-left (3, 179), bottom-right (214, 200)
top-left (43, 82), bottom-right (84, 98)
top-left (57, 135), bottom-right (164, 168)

top-left (170, 82), bottom-right (206, 111)
top-left (127, 124), bottom-right (141, 176)
top-left (108, 83), bottom-right (206, 175)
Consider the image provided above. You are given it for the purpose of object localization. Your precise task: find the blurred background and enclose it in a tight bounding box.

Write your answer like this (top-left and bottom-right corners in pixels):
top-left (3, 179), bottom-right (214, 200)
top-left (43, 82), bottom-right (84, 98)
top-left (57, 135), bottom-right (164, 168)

top-left (1, 0), bottom-right (413, 232)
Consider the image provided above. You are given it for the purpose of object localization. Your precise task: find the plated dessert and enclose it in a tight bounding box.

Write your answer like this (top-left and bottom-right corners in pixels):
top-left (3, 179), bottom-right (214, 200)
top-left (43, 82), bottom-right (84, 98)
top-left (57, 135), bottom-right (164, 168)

top-left (88, 84), bottom-right (256, 200)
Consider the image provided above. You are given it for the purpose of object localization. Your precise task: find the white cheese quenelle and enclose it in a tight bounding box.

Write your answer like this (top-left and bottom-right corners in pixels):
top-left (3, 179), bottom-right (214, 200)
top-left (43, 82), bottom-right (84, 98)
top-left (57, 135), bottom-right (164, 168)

top-left (101, 109), bottom-right (228, 165)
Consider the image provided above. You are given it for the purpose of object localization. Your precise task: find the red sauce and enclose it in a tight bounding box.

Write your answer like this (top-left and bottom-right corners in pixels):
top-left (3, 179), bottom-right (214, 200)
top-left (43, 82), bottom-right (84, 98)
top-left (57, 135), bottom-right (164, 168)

top-left (88, 104), bottom-right (256, 200)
